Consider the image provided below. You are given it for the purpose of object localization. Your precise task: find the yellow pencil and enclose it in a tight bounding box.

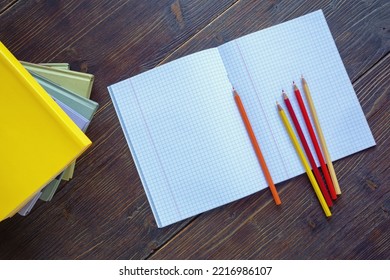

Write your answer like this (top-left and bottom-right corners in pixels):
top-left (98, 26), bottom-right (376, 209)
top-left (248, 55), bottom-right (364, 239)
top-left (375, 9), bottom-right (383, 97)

top-left (302, 76), bottom-right (341, 195)
top-left (278, 102), bottom-right (331, 217)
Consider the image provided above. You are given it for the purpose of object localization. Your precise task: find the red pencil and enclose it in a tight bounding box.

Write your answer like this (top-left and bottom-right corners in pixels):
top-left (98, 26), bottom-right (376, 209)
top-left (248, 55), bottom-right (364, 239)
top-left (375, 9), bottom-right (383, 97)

top-left (293, 82), bottom-right (337, 200)
top-left (283, 91), bottom-right (333, 207)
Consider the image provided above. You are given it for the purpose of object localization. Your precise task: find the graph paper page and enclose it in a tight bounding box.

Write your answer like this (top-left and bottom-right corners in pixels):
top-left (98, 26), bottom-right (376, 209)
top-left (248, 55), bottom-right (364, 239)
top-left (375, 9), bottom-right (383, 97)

top-left (109, 48), bottom-right (265, 227)
top-left (218, 10), bottom-right (375, 183)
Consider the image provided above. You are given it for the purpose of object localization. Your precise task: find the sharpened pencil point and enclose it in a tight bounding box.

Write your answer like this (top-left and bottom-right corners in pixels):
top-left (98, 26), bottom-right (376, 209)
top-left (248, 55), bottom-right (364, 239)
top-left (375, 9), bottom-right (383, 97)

top-left (282, 90), bottom-right (288, 100)
top-left (232, 87), bottom-right (237, 97)
top-left (277, 102), bottom-right (283, 111)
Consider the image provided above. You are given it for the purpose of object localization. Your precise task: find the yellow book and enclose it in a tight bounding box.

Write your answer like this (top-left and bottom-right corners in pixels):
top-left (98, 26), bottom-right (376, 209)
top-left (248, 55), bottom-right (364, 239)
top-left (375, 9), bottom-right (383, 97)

top-left (0, 42), bottom-right (92, 221)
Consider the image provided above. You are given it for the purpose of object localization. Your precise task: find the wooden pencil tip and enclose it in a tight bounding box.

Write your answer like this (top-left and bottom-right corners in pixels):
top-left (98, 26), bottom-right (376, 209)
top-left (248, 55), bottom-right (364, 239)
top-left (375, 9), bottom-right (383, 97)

top-left (277, 102), bottom-right (283, 111)
top-left (293, 83), bottom-right (298, 90)
top-left (282, 91), bottom-right (288, 100)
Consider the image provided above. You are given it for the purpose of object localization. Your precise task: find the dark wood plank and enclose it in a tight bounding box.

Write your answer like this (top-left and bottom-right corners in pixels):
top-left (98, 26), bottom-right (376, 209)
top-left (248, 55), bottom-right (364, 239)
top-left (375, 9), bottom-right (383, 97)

top-left (0, 0), bottom-right (236, 260)
top-left (0, 0), bottom-right (237, 103)
top-left (151, 53), bottom-right (390, 259)
top-left (0, 0), bottom-right (17, 14)
top-left (160, 0), bottom-right (390, 82)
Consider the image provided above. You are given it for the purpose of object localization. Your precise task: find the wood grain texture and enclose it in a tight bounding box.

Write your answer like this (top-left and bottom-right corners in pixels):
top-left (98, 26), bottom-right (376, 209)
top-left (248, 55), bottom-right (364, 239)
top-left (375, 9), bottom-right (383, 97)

top-left (0, 0), bottom-right (17, 14)
top-left (0, 0), bottom-right (389, 260)
top-left (151, 54), bottom-right (390, 259)
top-left (161, 0), bottom-right (390, 81)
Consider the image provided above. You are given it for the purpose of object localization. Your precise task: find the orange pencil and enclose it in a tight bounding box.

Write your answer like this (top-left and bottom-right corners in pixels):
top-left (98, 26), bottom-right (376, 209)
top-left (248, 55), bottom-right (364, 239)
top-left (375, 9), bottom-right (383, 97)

top-left (233, 88), bottom-right (281, 205)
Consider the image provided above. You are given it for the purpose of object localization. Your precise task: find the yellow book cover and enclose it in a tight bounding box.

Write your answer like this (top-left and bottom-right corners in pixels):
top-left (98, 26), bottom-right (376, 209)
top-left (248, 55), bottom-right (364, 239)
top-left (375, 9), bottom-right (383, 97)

top-left (0, 42), bottom-right (92, 221)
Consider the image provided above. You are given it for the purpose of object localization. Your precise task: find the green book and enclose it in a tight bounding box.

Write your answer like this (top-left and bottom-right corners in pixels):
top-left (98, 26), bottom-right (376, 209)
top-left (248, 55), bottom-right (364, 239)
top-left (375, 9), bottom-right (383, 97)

top-left (40, 176), bottom-right (62, 202)
top-left (39, 63), bottom-right (70, 201)
top-left (22, 62), bottom-right (95, 180)
top-left (19, 63), bottom-right (72, 208)
top-left (30, 72), bottom-right (98, 201)
top-left (39, 63), bottom-right (70, 70)
top-left (21, 61), bottom-right (94, 98)
top-left (31, 72), bottom-right (98, 120)
top-left (38, 63), bottom-right (75, 201)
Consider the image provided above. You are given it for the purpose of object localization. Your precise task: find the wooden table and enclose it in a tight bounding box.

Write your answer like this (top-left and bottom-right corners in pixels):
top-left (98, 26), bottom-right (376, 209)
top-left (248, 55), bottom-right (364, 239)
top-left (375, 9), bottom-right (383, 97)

top-left (0, 0), bottom-right (389, 260)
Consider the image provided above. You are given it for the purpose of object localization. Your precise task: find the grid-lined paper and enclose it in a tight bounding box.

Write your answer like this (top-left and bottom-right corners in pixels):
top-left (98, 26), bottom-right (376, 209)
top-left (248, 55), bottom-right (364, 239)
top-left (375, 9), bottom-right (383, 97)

top-left (108, 10), bottom-right (375, 227)
top-left (109, 48), bottom-right (264, 227)
top-left (219, 10), bottom-right (375, 184)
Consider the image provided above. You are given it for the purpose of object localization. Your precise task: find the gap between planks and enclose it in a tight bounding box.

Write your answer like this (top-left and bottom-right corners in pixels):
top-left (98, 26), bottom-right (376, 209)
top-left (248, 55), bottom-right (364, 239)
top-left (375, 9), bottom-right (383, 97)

top-left (0, 0), bottom-right (19, 15)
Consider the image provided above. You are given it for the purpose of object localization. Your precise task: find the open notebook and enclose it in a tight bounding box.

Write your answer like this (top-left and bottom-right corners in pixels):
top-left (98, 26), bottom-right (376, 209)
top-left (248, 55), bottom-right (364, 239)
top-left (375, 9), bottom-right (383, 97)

top-left (108, 10), bottom-right (375, 227)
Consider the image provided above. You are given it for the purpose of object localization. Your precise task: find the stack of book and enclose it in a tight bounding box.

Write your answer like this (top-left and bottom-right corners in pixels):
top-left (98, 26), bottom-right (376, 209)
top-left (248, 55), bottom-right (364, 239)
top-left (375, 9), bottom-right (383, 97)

top-left (0, 42), bottom-right (99, 221)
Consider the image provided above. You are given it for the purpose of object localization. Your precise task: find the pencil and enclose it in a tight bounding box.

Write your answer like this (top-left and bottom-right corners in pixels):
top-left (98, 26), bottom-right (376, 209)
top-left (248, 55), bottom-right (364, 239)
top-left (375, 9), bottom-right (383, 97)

top-left (277, 102), bottom-right (331, 217)
top-left (282, 91), bottom-right (333, 207)
top-left (233, 88), bottom-right (281, 205)
top-left (293, 82), bottom-right (337, 200)
top-left (301, 76), bottom-right (341, 195)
